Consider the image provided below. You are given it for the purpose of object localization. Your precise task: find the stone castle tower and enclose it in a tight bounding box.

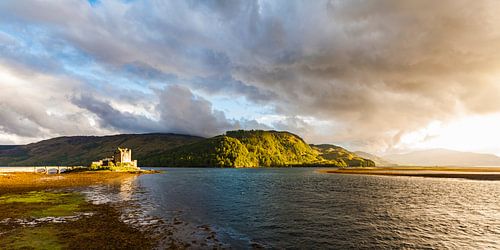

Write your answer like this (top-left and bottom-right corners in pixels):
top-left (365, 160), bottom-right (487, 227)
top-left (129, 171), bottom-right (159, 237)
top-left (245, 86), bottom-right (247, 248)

top-left (113, 147), bottom-right (138, 167)
top-left (114, 147), bottom-right (132, 163)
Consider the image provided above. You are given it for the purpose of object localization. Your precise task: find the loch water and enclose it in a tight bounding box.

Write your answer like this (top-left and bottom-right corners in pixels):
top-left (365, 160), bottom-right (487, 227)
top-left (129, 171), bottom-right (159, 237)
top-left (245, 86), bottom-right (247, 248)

top-left (96, 168), bottom-right (500, 249)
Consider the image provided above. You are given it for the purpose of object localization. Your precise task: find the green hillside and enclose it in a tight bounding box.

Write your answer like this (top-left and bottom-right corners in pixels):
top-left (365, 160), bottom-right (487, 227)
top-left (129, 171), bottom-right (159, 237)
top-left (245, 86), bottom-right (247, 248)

top-left (0, 133), bottom-right (203, 166)
top-left (147, 130), bottom-right (373, 167)
top-left (312, 144), bottom-right (375, 167)
top-left (144, 135), bottom-right (257, 167)
top-left (148, 130), bottom-right (324, 167)
top-left (0, 130), bottom-right (374, 168)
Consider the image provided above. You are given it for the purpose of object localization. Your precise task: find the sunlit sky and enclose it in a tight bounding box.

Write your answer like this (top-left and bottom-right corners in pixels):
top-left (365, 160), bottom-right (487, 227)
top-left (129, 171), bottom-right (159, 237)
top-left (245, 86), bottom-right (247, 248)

top-left (1, 0), bottom-right (500, 156)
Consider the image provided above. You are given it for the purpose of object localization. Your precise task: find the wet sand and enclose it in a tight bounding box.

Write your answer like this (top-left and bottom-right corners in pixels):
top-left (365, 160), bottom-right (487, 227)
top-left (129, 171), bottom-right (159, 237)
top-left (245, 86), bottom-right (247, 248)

top-left (319, 167), bottom-right (500, 180)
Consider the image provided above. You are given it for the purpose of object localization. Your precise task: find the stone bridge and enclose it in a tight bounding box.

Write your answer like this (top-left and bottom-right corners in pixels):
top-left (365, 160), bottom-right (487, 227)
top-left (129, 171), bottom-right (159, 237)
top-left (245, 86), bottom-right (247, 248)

top-left (0, 166), bottom-right (86, 174)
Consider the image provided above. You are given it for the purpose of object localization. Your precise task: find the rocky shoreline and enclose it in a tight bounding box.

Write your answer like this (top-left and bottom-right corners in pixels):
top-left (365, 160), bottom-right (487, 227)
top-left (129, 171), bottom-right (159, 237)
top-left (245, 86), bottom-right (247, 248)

top-left (0, 171), bottom-right (229, 249)
top-left (0, 172), bottom-right (159, 249)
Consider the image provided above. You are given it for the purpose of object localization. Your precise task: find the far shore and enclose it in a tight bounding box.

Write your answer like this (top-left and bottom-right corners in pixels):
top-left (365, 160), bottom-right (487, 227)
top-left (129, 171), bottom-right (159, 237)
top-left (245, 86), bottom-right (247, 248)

top-left (318, 166), bottom-right (500, 180)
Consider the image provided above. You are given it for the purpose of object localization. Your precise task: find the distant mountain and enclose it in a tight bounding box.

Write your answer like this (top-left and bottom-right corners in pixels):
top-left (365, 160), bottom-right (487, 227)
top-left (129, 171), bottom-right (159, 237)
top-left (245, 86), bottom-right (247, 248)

top-left (354, 151), bottom-right (397, 166)
top-left (384, 149), bottom-right (500, 166)
top-left (0, 130), bottom-right (374, 168)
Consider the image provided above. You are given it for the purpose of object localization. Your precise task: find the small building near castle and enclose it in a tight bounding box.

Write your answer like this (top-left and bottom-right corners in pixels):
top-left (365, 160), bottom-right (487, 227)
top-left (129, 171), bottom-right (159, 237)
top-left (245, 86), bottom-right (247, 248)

top-left (91, 147), bottom-right (138, 168)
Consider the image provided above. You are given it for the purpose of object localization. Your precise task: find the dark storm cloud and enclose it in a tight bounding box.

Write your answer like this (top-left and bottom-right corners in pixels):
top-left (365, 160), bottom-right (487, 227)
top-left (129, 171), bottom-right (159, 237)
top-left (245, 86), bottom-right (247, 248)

top-left (230, 0), bottom-right (500, 148)
top-left (72, 85), bottom-right (252, 137)
top-left (71, 94), bottom-right (161, 133)
top-left (1, 0), bottom-right (500, 150)
top-left (190, 74), bottom-right (277, 103)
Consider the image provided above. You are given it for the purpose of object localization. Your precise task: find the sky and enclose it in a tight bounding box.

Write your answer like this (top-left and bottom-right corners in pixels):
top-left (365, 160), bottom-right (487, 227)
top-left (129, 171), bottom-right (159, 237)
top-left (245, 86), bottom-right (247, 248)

top-left (1, 0), bottom-right (500, 156)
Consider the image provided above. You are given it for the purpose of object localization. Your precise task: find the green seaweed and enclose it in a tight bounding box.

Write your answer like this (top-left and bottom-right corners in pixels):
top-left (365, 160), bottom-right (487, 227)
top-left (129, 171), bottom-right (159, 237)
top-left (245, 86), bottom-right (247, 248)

top-left (0, 226), bottom-right (65, 250)
top-left (31, 202), bottom-right (83, 217)
top-left (0, 190), bottom-right (155, 249)
top-left (0, 191), bottom-right (86, 219)
top-left (0, 191), bottom-right (64, 203)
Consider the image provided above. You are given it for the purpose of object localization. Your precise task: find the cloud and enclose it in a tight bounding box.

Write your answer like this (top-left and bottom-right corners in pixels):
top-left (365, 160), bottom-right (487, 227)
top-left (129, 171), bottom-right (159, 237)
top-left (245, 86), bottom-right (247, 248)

top-left (0, 57), bottom-right (265, 143)
top-left (71, 94), bottom-right (161, 133)
top-left (272, 116), bottom-right (312, 137)
top-left (228, 0), bottom-right (500, 150)
top-left (157, 85), bottom-right (238, 136)
top-left (0, 0), bottom-right (500, 153)
top-left (73, 84), bottom-right (265, 137)
top-left (0, 63), bottom-right (105, 138)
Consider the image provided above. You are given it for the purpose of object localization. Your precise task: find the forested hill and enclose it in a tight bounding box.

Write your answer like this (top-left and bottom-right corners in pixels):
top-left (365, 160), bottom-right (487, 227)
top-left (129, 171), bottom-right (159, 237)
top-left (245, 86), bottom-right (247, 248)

top-left (311, 144), bottom-right (378, 168)
top-left (0, 130), bottom-right (374, 168)
top-left (144, 130), bottom-right (374, 167)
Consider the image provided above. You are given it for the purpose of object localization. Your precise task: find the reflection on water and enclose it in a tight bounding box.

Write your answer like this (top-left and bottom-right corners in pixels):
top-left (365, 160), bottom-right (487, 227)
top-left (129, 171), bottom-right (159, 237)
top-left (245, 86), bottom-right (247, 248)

top-left (80, 175), bottom-right (139, 205)
top-left (79, 168), bottom-right (500, 248)
top-left (118, 175), bottom-right (135, 201)
top-left (79, 175), bottom-right (159, 228)
top-left (78, 173), bottom-right (224, 248)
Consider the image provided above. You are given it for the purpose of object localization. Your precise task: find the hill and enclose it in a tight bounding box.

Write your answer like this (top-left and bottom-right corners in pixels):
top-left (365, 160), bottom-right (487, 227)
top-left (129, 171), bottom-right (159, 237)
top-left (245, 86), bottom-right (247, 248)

top-left (354, 151), bottom-right (397, 166)
top-left (148, 130), bottom-right (371, 167)
top-left (0, 130), bottom-right (375, 168)
top-left (384, 149), bottom-right (500, 166)
top-left (311, 145), bottom-right (376, 168)
top-left (0, 133), bottom-right (203, 166)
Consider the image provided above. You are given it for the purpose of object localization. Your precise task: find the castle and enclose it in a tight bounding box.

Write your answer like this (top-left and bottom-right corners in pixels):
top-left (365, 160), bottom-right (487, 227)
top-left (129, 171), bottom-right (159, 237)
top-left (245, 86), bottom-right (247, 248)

top-left (91, 147), bottom-right (138, 168)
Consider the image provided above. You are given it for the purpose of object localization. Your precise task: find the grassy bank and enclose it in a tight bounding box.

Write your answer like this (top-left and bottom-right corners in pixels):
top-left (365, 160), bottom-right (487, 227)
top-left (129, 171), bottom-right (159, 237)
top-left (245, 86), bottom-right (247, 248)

top-left (319, 167), bottom-right (500, 180)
